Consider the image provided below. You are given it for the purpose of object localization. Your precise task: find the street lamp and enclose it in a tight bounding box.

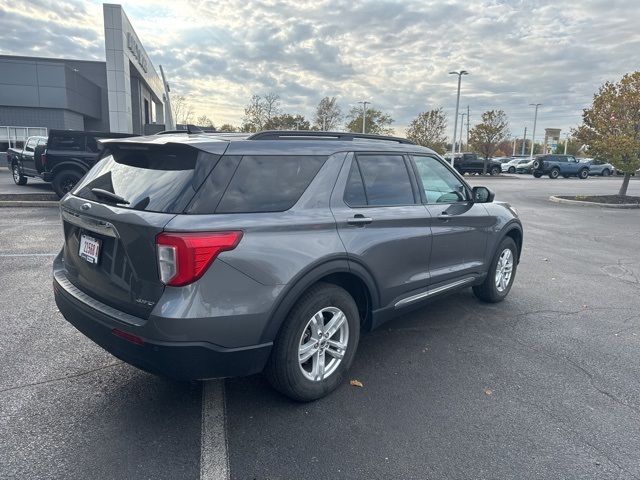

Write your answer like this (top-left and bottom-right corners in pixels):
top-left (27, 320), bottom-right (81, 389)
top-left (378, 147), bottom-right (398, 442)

top-left (529, 103), bottom-right (541, 159)
top-left (449, 70), bottom-right (469, 166)
top-left (459, 113), bottom-right (466, 153)
top-left (357, 101), bottom-right (370, 134)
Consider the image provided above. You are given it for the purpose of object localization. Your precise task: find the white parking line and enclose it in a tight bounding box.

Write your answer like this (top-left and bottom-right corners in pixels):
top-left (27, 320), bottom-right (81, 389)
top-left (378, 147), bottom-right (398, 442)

top-left (200, 380), bottom-right (230, 480)
top-left (0, 253), bottom-right (58, 257)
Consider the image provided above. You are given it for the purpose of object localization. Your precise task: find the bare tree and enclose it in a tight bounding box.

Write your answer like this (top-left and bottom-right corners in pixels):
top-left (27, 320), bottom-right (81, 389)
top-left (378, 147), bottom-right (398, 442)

top-left (314, 97), bottom-right (342, 131)
top-left (243, 93), bottom-right (281, 132)
top-left (171, 95), bottom-right (195, 124)
top-left (196, 114), bottom-right (215, 128)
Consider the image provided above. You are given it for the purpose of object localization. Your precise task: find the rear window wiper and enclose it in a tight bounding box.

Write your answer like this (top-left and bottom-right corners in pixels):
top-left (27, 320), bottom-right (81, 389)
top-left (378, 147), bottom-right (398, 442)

top-left (91, 188), bottom-right (130, 205)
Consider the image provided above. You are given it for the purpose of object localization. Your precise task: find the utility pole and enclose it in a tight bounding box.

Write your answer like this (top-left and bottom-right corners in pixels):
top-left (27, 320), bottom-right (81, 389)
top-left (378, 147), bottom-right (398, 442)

top-left (521, 127), bottom-right (527, 155)
top-left (529, 103), bottom-right (542, 159)
top-left (459, 113), bottom-right (466, 153)
top-left (357, 101), bottom-right (370, 134)
top-left (512, 137), bottom-right (516, 156)
top-left (564, 132), bottom-right (569, 154)
top-left (466, 105), bottom-right (470, 146)
top-left (449, 70), bottom-right (469, 166)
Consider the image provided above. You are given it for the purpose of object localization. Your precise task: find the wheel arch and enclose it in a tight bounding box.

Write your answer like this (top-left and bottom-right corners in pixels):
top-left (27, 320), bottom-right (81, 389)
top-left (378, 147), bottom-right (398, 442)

top-left (260, 258), bottom-right (380, 343)
top-left (502, 222), bottom-right (523, 262)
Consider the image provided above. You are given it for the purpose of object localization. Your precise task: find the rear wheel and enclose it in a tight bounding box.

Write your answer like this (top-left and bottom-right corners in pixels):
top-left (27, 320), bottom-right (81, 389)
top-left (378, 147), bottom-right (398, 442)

top-left (490, 166), bottom-right (500, 176)
top-left (265, 283), bottom-right (360, 401)
top-left (578, 168), bottom-right (589, 179)
top-left (508, 166), bottom-right (515, 173)
top-left (52, 169), bottom-right (83, 198)
top-left (533, 171), bottom-right (543, 178)
top-left (12, 163), bottom-right (27, 186)
top-left (549, 168), bottom-right (560, 179)
top-left (602, 169), bottom-right (610, 177)
top-left (473, 237), bottom-right (518, 303)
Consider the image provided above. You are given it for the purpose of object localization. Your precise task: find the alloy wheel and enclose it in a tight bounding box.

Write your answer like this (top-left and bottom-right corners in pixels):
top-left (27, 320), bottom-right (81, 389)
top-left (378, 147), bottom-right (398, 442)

top-left (298, 306), bottom-right (349, 382)
top-left (495, 248), bottom-right (514, 293)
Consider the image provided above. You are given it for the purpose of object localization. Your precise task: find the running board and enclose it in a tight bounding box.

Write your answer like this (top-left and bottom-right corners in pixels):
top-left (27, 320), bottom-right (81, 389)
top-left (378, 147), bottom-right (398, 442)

top-left (394, 277), bottom-right (476, 309)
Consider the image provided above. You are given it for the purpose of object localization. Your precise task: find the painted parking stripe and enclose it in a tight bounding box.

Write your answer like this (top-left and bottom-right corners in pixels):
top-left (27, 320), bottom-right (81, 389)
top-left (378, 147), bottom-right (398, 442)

top-left (201, 380), bottom-right (230, 480)
top-left (0, 253), bottom-right (58, 257)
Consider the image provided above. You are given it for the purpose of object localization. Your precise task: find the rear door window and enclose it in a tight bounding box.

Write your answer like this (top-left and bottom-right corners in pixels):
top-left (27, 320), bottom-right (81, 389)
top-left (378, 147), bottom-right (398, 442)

top-left (215, 155), bottom-right (327, 213)
top-left (49, 134), bottom-right (85, 151)
top-left (355, 154), bottom-right (415, 206)
top-left (72, 145), bottom-right (219, 213)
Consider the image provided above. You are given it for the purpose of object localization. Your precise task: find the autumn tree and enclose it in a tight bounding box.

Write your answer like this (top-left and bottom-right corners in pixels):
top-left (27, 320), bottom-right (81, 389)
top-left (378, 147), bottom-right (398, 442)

top-left (345, 107), bottom-right (394, 135)
top-left (405, 108), bottom-right (447, 153)
top-left (314, 97), bottom-right (342, 131)
top-left (195, 114), bottom-right (215, 128)
top-left (171, 95), bottom-right (195, 124)
top-left (242, 93), bottom-right (281, 132)
top-left (574, 71), bottom-right (640, 196)
top-left (469, 110), bottom-right (510, 173)
top-left (217, 124), bottom-right (237, 132)
top-left (264, 114), bottom-right (310, 131)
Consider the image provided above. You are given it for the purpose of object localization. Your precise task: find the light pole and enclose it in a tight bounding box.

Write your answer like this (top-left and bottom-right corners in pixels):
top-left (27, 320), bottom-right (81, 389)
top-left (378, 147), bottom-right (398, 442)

top-left (357, 101), bottom-right (370, 134)
top-left (459, 113), bottom-right (466, 153)
top-left (529, 103), bottom-right (541, 159)
top-left (449, 70), bottom-right (469, 166)
top-left (563, 132), bottom-right (569, 154)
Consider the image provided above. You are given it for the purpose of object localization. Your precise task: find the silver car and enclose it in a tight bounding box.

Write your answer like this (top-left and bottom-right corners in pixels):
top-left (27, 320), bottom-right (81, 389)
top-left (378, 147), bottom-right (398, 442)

top-left (581, 159), bottom-right (615, 176)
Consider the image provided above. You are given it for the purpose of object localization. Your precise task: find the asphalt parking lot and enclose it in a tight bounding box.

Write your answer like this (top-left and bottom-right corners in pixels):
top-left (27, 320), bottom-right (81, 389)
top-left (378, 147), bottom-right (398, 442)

top-left (1, 173), bottom-right (639, 480)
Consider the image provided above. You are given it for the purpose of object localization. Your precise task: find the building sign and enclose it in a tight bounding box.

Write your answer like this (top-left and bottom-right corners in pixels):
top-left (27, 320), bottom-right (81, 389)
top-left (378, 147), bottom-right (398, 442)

top-left (126, 32), bottom-right (148, 73)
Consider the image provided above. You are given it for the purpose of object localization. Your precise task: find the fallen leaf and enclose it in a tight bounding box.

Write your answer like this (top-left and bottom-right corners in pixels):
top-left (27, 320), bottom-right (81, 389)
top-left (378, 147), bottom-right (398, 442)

top-left (350, 379), bottom-right (364, 388)
top-left (542, 258), bottom-right (549, 262)
top-left (484, 388), bottom-right (493, 396)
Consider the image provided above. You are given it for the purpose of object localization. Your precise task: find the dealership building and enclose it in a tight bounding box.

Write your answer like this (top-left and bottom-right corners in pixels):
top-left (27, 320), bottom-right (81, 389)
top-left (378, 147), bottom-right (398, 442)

top-left (0, 3), bottom-right (173, 154)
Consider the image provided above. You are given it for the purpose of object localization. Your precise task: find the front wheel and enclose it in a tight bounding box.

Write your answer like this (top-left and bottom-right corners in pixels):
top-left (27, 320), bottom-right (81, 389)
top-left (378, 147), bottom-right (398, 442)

top-left (473, 237), bottom-right (518, 303)
top-left (533, 171), bottom-right (543, 178)
top-left (52, 169), bottom-right (83, 198)
top-left (578, 168), bottom-right (589, 179)
top-left (508, 167), bottom-right (516, 174)
top-left (265, 283), bottom-right (360, 401)
top-left (602, 169), bottom-right (610, 177)
top-left (12, 163), bottom-right (27, 186)
top-left (490, 166), bottom-right (500, 176)
top-left (549, 168), bottom-right (560, 179)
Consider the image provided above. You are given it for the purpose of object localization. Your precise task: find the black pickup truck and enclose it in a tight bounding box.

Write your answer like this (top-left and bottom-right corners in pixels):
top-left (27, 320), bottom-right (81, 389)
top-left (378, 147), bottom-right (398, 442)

top-left (9, 130), bottom-right (133, 197)
top-left (449, 152), bottom-right (502, 175)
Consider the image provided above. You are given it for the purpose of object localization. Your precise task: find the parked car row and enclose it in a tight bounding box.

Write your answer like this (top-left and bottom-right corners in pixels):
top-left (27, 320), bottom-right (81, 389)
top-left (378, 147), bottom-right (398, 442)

top-left (7, 130), bottom-right (133, 197)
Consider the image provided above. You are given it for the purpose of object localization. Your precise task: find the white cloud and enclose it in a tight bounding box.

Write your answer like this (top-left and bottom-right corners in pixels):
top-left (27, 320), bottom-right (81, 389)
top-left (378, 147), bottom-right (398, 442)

top-left (1, 0), bottom-right (639, 140)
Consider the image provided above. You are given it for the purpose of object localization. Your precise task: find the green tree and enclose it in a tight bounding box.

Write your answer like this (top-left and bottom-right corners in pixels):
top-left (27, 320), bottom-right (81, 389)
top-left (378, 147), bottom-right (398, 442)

top-left (469, 110), bottom-right (510, 173)
top-left (405, 108), bottom-right (447, 153)
top-left (345, 107), bottom-right (394, 135)
top-left (554, 137), bottom-right (582, 156)
top-left (264, 114), bottom-right (310, 131)
top-left (574, 72), bottom-right (640, 195)
top-left (314, 96), bottom-right (342, 131)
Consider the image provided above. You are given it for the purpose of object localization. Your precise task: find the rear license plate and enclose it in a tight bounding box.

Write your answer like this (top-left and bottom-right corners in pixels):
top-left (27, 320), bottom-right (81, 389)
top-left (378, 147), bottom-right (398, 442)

top-left (79, 234), bottom-right (101, 264)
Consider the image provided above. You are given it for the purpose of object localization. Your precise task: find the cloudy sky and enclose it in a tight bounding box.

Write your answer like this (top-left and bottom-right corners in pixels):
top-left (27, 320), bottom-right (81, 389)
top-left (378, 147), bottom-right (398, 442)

top-left (1, 0), bottom-right (638, 143)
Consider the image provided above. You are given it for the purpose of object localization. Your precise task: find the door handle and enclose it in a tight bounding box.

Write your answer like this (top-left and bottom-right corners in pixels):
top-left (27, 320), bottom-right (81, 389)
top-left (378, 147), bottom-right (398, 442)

top-left (437, 212), bottom-right (450, 221)
top-left (347, 214), bottom-right (373, 226)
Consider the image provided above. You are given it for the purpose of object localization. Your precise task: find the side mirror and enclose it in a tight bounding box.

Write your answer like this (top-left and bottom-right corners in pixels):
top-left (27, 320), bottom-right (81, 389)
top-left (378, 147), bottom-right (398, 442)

top-left (472, 186), bottom-right (494, 203)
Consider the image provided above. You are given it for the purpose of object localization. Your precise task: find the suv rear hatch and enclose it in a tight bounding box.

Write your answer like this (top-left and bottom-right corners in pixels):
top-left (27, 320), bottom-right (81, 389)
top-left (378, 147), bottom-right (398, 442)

top-left (59, 139), bottom-right (228, 319)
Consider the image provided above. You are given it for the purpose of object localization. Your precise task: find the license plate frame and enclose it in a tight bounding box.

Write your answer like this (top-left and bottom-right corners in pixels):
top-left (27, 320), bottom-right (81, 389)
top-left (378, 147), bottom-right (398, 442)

top-left (79, 233), bottom-right (101, 264)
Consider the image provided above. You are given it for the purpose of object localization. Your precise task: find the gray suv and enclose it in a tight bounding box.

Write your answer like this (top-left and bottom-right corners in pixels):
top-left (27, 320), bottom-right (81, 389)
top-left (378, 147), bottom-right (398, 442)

top-left (53, 131), bottom-right (523, 401)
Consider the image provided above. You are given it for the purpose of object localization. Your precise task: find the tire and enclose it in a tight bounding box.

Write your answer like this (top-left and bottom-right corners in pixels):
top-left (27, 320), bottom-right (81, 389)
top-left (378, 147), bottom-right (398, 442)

top-left (52, 169), bottom-right (83, 198)
top-left (265, 282), bottom-right (361, 402)
top-left (549, 168), bottom-right (560, 179)
top-left (473, 237), bottom-right (518, 303)
top-left (11, 162), bottom-right (27, 185)
top-left (533, 171), bottom-right (543, 178)
top-left (508, 167), bottom-right (515, 173)
top-left (602, 169), bottom-right (610, 177)
top-left (490, 166), bottom-right (500, 176)
top-left (578, 168), bottom-right (589, 179)
top-left (532, 159), bottom-right (542, 170)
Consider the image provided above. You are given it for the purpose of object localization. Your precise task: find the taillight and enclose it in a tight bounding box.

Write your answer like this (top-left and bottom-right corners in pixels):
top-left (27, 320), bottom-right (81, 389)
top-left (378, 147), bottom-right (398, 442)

top-left (156, 231), bottom-right (243, 287)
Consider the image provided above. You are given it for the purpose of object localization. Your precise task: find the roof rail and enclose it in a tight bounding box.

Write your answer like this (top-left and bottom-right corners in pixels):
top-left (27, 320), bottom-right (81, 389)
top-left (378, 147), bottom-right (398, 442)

top-left (247, 130), bottom-right (415, 145)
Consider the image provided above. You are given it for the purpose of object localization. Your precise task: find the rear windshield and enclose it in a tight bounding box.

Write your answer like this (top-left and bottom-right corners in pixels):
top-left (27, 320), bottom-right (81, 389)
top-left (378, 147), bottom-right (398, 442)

top-left (72, 145), bottom-right (219, 213)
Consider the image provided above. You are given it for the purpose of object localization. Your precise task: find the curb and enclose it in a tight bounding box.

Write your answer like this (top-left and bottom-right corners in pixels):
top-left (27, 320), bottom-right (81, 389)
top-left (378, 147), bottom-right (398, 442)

top-left (0, 200), bottom-right (59, 208)
top-left (549, 195), bottom-right (640, 209)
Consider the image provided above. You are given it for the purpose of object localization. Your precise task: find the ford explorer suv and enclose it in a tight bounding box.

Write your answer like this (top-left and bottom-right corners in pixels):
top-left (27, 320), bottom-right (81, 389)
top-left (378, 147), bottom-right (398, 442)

top-left (53, 131), bottom-right (523, 401)
top-left (532, 154), bottom-right (590, 179)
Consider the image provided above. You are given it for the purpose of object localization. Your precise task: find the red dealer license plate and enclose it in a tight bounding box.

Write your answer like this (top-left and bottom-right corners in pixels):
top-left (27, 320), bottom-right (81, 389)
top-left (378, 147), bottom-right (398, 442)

top-left (79, 234), bottom-right (101, 264)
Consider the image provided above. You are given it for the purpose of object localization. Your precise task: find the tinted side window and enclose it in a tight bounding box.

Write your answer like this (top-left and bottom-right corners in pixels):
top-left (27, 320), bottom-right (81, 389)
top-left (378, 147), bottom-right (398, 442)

top-left (216, 155), bottom-right (327, 213)
top-left (49, 134), bottom-right (85, 151)
top-left (343, 159), bottom-right (367, 207)
top-left (356, 154), bottom-right (414, 206)
top-left (25, 138), bottom-right (37, 152)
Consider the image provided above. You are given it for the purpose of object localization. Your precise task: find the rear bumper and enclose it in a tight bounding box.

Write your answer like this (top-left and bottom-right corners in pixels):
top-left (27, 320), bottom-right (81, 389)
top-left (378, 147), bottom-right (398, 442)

top-left (53, 275), bottom-right (272, 381)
